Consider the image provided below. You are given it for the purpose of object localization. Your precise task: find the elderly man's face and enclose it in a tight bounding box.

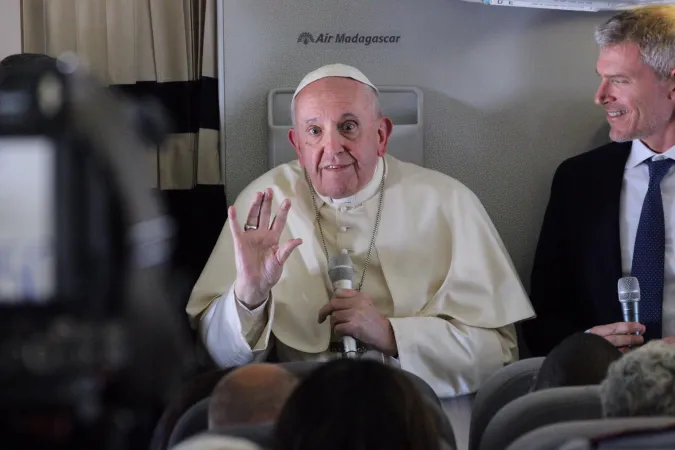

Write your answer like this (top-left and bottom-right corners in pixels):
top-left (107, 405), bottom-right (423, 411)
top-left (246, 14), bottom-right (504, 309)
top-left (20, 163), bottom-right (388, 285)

top-left (595, 42), bottom-right (675, 150)
top-left (289, 77), bottom-right (392, 198)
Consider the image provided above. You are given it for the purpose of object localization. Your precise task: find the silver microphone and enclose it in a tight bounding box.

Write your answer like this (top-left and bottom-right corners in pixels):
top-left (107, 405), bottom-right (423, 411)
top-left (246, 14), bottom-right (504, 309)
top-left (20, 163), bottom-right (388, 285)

top-left (328, 252), bottom-right (358, 358)
top-left (618, 276), bottom-right (640, 324)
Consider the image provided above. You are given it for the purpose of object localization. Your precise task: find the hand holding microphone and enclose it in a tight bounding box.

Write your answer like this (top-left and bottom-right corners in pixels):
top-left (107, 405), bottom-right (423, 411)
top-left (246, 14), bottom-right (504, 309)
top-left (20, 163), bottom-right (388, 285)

top-left (618, 276), bottom-right (640, 326)
top-left (586, 276), bottom-right (645, 350)
top-left (319, 252), bottom-right (397, 357)
top-left (327, 252), bottom-right (358, 358)
top-left (617, 277), bottom-right (675, 346)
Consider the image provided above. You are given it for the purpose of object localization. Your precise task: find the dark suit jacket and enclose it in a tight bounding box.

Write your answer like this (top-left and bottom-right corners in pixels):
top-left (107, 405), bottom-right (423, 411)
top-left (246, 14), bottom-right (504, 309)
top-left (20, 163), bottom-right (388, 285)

top-left (522, 141), bottom-right (632, 356)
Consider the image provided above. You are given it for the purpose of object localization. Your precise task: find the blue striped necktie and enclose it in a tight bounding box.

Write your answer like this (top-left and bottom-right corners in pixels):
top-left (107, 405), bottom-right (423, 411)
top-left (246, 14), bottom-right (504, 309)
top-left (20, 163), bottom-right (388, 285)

top-left (631, 157), bottom-right (675, 341)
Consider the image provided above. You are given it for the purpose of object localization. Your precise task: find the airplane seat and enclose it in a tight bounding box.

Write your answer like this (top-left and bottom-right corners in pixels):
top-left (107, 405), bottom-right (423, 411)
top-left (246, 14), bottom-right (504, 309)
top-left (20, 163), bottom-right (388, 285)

top-left (205, 395), bottom-right (456, 449)
top-left (506, 417), bottom-right (675, 450)
top-left (168, 397), bottom-right (211, 449)
top-left (479, 385), bottom-right (602, 450)
top-left (469, 357), bottom-right (545, 450)
top-left (156, 362), bottom-right (323, 449)
top-left (166, 360), bottom-right (456, 448)
top-left (150, 368), bottom-right (236, 450)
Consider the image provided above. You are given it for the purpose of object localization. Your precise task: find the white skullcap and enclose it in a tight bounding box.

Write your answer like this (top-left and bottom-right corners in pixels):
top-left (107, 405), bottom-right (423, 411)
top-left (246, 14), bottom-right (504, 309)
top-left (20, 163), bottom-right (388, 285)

top-left (292, 63), bottom-right (378, 99)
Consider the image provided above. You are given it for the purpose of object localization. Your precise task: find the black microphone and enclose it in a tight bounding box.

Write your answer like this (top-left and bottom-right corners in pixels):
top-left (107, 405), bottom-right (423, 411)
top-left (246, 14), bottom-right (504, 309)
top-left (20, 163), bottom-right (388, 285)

top-left (618, 276), bottom-right (640, 325)
top-left (328, 252), bottom-right (358, 358)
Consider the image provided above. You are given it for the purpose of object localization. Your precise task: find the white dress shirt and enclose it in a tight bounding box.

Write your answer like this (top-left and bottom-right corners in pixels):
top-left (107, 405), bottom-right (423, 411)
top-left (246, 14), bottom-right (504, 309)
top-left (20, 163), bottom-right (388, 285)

top-left (620, 139), bottom-right (675, 336)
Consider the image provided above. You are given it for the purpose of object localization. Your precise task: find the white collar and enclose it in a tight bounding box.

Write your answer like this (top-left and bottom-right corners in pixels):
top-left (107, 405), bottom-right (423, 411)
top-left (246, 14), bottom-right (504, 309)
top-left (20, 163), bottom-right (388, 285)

top-left (314, 157), bottom-right (385, 208)
top-left (626, 139), bottom-right (675, 169)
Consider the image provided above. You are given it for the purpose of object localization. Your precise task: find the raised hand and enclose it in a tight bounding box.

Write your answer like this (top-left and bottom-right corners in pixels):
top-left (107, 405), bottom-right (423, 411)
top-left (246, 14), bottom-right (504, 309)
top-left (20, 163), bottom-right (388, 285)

top-left (229, 188), bottom-right (302, 308)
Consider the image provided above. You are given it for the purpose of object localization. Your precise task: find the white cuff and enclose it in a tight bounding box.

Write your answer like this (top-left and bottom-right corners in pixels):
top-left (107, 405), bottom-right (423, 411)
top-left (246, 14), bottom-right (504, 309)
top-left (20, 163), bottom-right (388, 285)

top-left (234, 293), bottom-right (269, 314)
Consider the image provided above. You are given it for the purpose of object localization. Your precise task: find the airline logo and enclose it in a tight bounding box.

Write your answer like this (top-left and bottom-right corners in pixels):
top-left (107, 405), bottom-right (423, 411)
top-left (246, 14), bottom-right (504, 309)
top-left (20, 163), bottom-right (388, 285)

top-left (297, 32), bottom-right (401, 46)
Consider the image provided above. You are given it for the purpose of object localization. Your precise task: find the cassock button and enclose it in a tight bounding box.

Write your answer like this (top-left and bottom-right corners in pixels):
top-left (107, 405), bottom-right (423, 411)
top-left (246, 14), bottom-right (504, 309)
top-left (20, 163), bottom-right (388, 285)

top-left (340, 226), bottom-right (348, 232)
top-left (339, 206), bottom-right (348, 213)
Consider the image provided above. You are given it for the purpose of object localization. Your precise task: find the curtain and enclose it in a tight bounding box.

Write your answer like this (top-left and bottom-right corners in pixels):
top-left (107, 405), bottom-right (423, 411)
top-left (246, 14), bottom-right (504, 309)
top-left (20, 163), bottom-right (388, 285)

top-left (21, 0), bottom-right (221, 190)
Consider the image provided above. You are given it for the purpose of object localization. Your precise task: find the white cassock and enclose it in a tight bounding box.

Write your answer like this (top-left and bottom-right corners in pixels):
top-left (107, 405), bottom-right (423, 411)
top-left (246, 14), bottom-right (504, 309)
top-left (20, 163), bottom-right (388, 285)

top-left (186, 155), bottom-right (534, 447)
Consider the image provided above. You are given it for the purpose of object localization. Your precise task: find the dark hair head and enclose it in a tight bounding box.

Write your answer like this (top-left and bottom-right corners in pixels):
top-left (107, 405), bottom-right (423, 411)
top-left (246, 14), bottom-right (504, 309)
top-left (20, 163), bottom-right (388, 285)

top-left (532, 332), bottom-right (622, 391)
top-left (273, 358), bottom-right (441, 450)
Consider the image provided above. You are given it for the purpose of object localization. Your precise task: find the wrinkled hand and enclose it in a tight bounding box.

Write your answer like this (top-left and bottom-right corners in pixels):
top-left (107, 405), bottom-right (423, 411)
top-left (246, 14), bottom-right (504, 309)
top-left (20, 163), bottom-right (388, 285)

top-left (661, 336), bottom-right (675, 344)
top-left (230, 188), bottom-right (302, 308)
top-left (588, 322), bottom-right (645, 351)
top-left (317, 289), bottom-right (397, 356)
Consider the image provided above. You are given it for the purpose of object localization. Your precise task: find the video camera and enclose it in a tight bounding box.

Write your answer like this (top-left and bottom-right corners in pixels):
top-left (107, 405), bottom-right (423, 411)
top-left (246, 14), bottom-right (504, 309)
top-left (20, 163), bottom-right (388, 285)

top-left (0, 54), bottom-right (193, 449)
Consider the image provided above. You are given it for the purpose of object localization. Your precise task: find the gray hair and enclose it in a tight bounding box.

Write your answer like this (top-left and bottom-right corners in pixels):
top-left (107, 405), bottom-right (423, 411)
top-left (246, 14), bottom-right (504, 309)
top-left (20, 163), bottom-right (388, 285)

top-left (595, 6), bottom-right (675, 78)
top-left (290, 82), bottom-right (383, 126)
top-left (600, 340), bottom-right (675, 417)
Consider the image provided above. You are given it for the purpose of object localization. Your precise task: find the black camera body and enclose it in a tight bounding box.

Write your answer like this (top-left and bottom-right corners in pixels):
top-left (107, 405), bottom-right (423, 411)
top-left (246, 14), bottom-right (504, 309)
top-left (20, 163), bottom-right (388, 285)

top-left (0, 55), bottom-right (192, 449)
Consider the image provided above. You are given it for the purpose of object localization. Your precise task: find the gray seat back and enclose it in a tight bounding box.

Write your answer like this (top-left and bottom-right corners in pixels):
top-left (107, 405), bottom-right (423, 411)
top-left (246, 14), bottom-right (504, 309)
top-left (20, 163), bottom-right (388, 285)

top-left (166, 362), bottom-right (321, 447)
top-left (479, 385), bottom-right (602, 450)
top-left (469, 357), bottom-right (545, 450)
top-left (168, 397), bottom-right (211, 449)
top-left (595, 426), bottom-right (675, 449)
top-left (507, 417), bottom-right (675, 450)
top-left (170, 360), bottom-right (455, 448)
top-left (152, 368), bottom-right (235, 450)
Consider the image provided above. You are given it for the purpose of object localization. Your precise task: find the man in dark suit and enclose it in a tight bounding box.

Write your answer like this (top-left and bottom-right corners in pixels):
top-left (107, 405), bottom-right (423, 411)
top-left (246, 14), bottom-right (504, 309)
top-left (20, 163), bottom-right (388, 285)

top-left (524, 6), bottom-right (675, 356)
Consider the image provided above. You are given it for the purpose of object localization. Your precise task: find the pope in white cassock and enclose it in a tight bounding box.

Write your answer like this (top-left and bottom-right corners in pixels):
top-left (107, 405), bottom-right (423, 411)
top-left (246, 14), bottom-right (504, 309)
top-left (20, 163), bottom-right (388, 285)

top-left (186, 63), bottom-right (535, 399)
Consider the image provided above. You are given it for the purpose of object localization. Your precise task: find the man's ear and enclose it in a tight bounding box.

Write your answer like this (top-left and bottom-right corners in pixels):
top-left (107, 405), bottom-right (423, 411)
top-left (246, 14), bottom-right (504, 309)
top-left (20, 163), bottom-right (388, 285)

top-left (288, 128), bottom-right (302, 161)
top-left (376, 117), bottom-right (394, 157)
top-left (669, 68), bottom-right (675, 100)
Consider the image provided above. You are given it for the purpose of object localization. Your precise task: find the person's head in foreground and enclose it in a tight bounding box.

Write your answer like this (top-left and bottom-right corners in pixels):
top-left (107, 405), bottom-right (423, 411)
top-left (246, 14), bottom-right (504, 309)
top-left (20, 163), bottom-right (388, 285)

top-left (288, 63), bottom-right (394, 200)
top-left (594, 6), bottom-right (675, 152)
top-left (531, 332), bottom-right (622, 391)
top-left (273, 358), bottom-right (442, 450)
top-left (209, 363), bottom-right (299, 430)
top-left (172, 434), bottom-right (262, 450)
top-left (600, 339), bottom-right (675, 417)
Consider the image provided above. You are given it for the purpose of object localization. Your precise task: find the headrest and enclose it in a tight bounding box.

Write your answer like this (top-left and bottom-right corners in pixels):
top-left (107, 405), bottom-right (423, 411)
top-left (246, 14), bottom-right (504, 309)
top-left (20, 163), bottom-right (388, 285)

top-left (480, 385), bottom-right (602, 450)
top-left (507, 417), bottom-right (675, 450)
top-left (470, 358), bottom-right (545, 450)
